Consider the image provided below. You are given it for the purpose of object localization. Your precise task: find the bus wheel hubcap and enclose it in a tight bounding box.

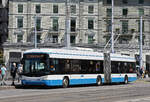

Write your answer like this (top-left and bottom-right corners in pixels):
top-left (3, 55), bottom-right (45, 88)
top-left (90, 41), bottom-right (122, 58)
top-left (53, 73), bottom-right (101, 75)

top-left (97, 78), bottom-right (101, 85)
top-left (63, 79), bottom-right (68, 87)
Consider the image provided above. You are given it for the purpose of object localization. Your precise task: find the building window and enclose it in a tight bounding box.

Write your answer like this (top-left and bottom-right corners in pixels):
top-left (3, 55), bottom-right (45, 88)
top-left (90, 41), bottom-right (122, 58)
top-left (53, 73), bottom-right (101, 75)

top-left (107, 8), bottom-right (112, 17)
top-left (17, 35), bottom-right (23, 42)
top-left (9, 52), bottom-right (21, 63)
top-left (17, 18), bottom-right (23, 28)
top-left (119, 39), bottom-right (129, 44)
top-left (37, 35), bottom-right (41, 43)
top-left (106, 20), bottom-right (111, 32)
top-left (70, 36), bottom-right (75, 44)
top-left (53, 5), bottom-right (58, 13)
top-left (18, 4), bottom-right (23, 13)
top-left (122, 20), bottom-right (128, 34)
top-left (139, 8), bottom-right (144, 16)
top-left (106, 37), bottom-right (111, 44)
top-left (122, 0), bottom-right (128, 4)
top-left (139, 0), bottom-right (144, 4)
top-left (36, 4), bottom-right (41, 13)
top-left (71, 19), bottom-right (76, 32)
top-left (71, 5), bottom-right (76, 14)
top-left (88, 5), bottom-right (94, 14)
top-left (88, 35), bottom-right (94, 44)
top-left (122, 8), bottom-right (128, 16)
top-left (138, 20), bottom-right (144, 32)
top-left (107, 0), bottom-right (111, 4)
top-left (52, 35), bottom-right (58, 43)
top-left (53, 18), bottom-right (59, 31)
top-left (36, 18), bottom-right (41, 31)
top-left (88, 19), bottom-right (94, 29)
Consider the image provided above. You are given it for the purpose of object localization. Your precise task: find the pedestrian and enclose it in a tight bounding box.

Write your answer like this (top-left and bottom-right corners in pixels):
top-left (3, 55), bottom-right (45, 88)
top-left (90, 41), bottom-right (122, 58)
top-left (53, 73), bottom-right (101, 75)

top-left (0, 64), bottom-right (7, 86)
top-left (17, 64), bottom-right (23, 83)
top-left (11, 63), bottom-right (17, 86)
top-left (0, 65), bottom-right (1, 81)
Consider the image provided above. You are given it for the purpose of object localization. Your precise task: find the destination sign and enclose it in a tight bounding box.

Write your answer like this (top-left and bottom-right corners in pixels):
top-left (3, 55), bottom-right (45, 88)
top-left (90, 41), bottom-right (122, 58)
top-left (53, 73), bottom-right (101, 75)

top-left (24, 54), bottom-right (47, 59)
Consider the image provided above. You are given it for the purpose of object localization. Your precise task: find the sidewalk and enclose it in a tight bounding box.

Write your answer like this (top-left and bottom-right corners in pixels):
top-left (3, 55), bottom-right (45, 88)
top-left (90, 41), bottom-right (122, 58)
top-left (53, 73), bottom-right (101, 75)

top-left (0, 80), bottom-right (21, 90)
top-left (138, 77), bottom-right (150, 82)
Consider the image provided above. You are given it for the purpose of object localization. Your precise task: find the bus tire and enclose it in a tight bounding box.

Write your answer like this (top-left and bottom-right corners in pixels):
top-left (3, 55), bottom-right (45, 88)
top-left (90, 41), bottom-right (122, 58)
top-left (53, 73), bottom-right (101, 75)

top-left (62, 77), bottom-right (69, 88)
top-left (124, 76), bottom-right (128, 84)
top-left (96, 76), bottom-right (102, 86)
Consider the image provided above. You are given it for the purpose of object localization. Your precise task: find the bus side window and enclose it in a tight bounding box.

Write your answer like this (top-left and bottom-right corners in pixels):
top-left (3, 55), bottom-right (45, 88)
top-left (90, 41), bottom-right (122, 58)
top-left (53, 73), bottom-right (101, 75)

top-left (58, 59), bottom-right (65, 74)
top-left (120, 62), bottom-right (127, 73)
top-left (70, 60), bottom-right (81, 74)
top-left (49, 59), bottom-right (55, 72)
top-left (49, 59), bottom-right (59, 73)
top-left (111, 61), bottom-right (117, 73)
top-left (81, 60), bottom-right (88, 74)
top-left (89, 61), bottom-right (93, 73)
top-left (65, 59), bottom-right (70, 73)
top-left (100, 61), bottom-right (104, 73)
top-left (96, 62), bottom-right (101, 73)
top-left (117, 62), bottom-right (121, 73)
top-left (129, 63), bottom-right (134, 73)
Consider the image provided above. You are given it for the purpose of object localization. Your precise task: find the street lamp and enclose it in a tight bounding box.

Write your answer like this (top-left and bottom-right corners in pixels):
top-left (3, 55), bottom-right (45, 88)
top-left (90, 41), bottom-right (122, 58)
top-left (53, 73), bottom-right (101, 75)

top-left (65, 0), bottom-right (70, 48)
top-left (34, 15), bottom-right (37, 48)
top-left (111, 0), bottom-right (114, 53)
top-left (139, 15), bottom-right (150, 72)
top-left (104, 0), bottom-right (115, 53)
top-left (139, 16), bottom-right (143, 72)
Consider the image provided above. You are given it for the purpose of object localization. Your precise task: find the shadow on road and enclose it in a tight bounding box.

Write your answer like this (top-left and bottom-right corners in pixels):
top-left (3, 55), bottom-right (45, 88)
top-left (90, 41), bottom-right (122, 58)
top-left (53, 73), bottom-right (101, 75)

top-left (15, 83), bottom-right (132, 90)
top-left (15, 85), bottom-right (61, 90)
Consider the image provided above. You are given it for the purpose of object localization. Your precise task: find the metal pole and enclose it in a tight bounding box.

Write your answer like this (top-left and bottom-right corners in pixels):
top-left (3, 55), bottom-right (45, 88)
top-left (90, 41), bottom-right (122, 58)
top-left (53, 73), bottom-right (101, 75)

top-left (34, 15), bottom-right (37, 48)
top-left (111, 0), bottom-right (114, 53)
top-left (65, 0), bottom-right (70, 48)
top-left (139, 16), bottom-right (143, 71)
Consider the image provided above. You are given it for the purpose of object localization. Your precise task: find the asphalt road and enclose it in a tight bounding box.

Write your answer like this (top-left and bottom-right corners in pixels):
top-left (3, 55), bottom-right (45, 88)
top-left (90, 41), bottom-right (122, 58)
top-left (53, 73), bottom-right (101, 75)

top-left (0, 81), bottom-right (150, 102)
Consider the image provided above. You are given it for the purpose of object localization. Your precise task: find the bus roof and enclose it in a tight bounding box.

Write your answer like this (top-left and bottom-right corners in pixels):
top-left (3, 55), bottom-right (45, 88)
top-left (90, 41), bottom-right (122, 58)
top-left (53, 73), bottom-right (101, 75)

top-left (24, 48), bottom-right (136, 62)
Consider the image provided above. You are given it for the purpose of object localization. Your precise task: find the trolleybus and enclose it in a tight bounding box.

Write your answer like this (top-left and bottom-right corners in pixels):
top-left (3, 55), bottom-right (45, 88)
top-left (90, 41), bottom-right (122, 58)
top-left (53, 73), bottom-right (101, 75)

top-left (21, 48), bottom-right (137, 87)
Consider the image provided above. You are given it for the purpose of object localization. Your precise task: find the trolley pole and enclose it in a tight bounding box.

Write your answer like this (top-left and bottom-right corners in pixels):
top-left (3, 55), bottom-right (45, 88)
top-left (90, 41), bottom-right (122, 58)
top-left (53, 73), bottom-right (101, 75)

top-left (65, 0), bottom-right (70, 48)
top-left (111, 0), bottom-right (114, 53)
top-left (139, 16), bottom-right (143, 71)
top-left (34, 15), bottom-right (37, 48)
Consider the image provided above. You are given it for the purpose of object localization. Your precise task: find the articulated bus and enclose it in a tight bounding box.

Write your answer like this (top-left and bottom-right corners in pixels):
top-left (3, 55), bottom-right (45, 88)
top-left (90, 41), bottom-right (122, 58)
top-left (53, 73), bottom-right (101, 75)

top-left (21, 48), bottom-right (137, 88)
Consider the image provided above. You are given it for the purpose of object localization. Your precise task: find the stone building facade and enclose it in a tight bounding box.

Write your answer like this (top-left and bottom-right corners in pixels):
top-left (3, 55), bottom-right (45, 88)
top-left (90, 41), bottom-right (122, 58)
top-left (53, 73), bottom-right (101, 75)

top-left (0, 0), bottom-right (8, 63)
top-left (3, 0), bottom-right (150, 70)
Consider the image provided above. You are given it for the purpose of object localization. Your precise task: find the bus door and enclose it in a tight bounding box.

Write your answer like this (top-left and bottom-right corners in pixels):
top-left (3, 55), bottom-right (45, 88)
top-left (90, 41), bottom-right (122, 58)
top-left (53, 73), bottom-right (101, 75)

top-left (66, 59), bottom-right (83, 85)
top-left (111, 62), bottom-right (122, 83)
top-left (118, 62), bottom-right (122, 81)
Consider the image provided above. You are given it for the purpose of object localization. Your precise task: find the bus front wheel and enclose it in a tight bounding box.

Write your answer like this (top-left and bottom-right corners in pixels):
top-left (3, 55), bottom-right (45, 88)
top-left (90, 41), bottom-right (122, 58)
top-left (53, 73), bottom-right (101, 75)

top-left (97, 77), bottom-right (102, 86)
top-left (62, 77), bottom-right (69, 88)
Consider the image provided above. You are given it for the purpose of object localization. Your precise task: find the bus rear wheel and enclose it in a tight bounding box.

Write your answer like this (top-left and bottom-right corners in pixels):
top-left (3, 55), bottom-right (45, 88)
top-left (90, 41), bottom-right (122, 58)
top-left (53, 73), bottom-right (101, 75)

top-left (62, 77), bottom-right (69, 88)
top-left (97, 77), bottom-right (102, 86)
top-left (124, 76), bottom-right (128, 84)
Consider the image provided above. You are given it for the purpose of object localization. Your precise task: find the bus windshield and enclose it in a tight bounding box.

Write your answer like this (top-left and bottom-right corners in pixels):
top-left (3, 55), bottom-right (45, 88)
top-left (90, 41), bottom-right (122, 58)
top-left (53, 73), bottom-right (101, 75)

top-left (22, 53), bottom-right (49, 76)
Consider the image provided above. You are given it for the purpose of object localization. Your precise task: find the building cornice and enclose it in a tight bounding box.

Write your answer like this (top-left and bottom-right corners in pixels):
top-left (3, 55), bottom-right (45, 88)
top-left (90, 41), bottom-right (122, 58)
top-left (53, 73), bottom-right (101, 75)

top-left (9, 0), bottom-right (101, 3)
top-left (9, 0), bottom-right (66, 3)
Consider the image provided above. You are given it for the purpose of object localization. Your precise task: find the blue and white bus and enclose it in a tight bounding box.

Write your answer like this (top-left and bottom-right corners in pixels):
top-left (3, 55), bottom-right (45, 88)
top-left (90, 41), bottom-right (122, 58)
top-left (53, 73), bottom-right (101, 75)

top-left (21, 48), bottom-right (137, 88)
